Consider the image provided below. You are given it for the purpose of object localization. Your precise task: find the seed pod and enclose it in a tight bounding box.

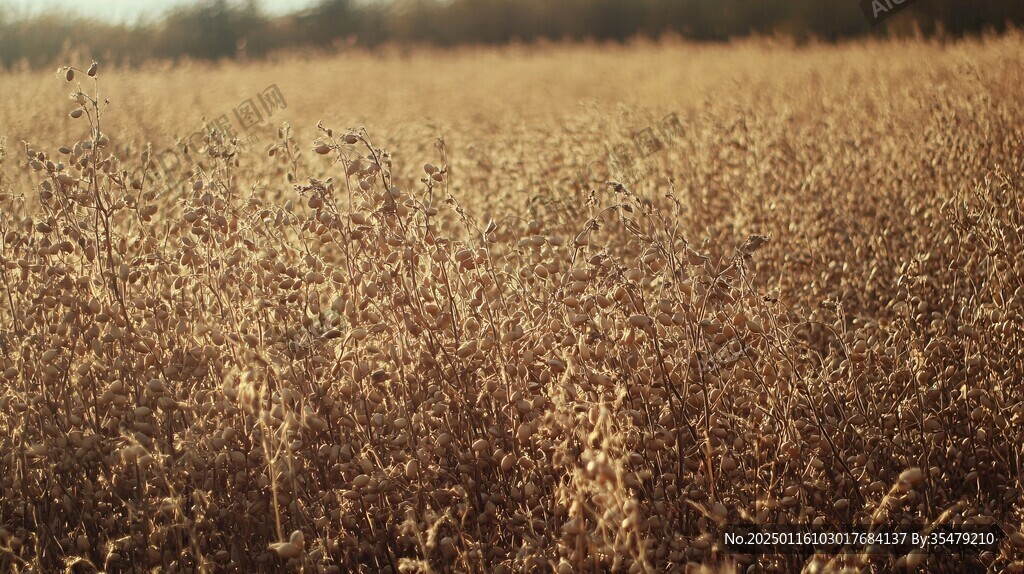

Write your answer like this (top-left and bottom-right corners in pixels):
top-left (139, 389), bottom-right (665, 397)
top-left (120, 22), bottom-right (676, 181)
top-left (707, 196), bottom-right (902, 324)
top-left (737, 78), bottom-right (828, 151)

top-left (87, 62), bottom-right (98, 77)
top-left (65, 68), bottom-right (74, 81)
top-left (629, 314), bottom-right (652, 328)
top-left (900, 550), bottom-right (926, 569)
top-left (517, 423), bottom-right (532, 444)
top-left (70, 109), bottom-right (83, 119)
top-left (501, 454), bottom-right (516, 472)
top-left (405, 459), bottom-right (419, 479)
top-left (269, 542), bottom-right (301, 559)
top-left (457, 340), bottom-right (477, 358)
top-left (897, 468), bottom-right (923, 491)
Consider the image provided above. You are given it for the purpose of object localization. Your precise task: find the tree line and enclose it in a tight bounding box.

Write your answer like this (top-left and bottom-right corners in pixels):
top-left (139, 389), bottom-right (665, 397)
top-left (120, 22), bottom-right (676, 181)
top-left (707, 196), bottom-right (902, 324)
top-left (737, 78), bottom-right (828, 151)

top-left (1, 0), bottom-right (1021, 68)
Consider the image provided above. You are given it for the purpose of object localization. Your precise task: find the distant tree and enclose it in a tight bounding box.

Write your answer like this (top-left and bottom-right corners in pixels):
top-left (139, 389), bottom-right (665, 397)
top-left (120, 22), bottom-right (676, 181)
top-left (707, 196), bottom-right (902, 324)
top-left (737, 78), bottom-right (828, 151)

top-left (154, 0), bottom-right (267, 61)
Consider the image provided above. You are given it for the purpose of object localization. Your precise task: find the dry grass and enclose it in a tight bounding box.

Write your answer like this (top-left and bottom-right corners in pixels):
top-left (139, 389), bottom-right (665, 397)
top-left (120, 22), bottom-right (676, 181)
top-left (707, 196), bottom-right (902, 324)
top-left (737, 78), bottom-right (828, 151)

top-left (0, 37), bottom-right (1023, 573)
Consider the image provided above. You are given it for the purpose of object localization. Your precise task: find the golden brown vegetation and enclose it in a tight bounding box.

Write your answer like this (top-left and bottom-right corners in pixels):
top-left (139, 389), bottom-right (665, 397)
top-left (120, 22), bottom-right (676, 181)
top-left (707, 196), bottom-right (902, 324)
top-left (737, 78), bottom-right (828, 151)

top-left (0, 37), bottom-right (1023, 573)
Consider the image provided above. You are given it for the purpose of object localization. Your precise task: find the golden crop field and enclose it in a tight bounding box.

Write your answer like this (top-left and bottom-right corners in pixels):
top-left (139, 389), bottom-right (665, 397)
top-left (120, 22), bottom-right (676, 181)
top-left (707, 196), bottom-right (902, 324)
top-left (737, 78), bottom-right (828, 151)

top-left (0, 35), bottom-right (1022, 573)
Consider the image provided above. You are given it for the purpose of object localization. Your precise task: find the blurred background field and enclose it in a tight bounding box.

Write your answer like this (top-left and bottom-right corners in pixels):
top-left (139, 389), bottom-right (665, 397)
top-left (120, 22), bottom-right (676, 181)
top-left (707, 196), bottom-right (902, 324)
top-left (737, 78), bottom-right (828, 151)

top-left (1, 2), bottom-right (1023, 573)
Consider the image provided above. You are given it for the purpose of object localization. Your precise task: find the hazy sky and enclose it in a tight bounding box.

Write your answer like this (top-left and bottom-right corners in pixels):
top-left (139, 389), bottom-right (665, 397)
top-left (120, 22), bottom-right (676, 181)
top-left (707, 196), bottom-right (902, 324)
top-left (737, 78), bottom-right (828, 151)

top-left (2, 0), bottom-right (325, 23)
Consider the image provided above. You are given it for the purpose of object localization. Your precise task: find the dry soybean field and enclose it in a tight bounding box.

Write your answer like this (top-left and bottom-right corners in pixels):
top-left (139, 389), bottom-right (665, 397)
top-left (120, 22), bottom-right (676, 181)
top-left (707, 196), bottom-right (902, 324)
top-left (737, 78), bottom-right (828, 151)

top-left (0, 36), bottom-right (1023, 573)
